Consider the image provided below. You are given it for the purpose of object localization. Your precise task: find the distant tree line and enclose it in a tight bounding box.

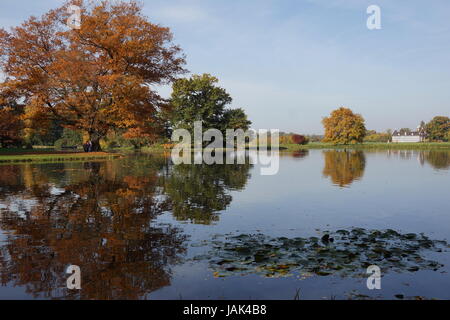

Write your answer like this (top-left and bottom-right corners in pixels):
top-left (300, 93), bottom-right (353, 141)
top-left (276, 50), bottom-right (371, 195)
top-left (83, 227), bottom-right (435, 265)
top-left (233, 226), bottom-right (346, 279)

top-left (322, 107), bottom-right (450, 145)
top-left (0, 73), bottom-right (253, 150)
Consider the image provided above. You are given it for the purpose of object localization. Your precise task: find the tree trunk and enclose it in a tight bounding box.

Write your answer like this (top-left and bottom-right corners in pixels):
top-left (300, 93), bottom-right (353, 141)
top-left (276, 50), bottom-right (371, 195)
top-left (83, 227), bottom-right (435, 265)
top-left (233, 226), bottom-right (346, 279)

top-left (89, 132), bottom-right (102, 152)
top-left (91, 138), bottom-right (102, 152)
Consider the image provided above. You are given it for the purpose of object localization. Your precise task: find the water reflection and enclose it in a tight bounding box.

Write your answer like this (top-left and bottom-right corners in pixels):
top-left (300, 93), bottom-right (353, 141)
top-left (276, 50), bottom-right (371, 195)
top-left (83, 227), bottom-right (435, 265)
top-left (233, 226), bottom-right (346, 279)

top-left (0, 160), bottom-right (187, 299)
top-left (280, 150), bottom-right (309, 160)
top-left (386, 150), bottom-right (450, 170)
top-left (0, 154), bottom-right (253, 298)
top-left (1, 149), bottom-right (450, 300)
top-left (421, 151), bottom-right (450, 170)
top-left (322, 151), bottom-right (366, 187)
top-left (163, 157), bottom-right (252, 225)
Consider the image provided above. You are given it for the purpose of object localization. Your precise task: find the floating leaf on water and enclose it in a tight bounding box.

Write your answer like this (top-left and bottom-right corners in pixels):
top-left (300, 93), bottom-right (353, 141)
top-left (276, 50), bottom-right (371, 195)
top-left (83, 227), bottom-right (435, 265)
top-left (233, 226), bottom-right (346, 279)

top-left (215, 259), bottom-right (234, 265)
top-left (233, 246), bottom-right (252, 254)
top-left (192, 254), bottom-right (212, 261)
top-left (213, 272), bottom-right (224, 278)
top-left (254, 253), bottom-right (268, 263)
top-left (316, 271), bottom-right (332, 276)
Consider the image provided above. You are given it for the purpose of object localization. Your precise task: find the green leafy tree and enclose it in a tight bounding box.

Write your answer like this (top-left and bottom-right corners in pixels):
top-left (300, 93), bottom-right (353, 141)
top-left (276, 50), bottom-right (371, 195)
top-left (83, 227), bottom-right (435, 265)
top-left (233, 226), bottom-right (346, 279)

top-left (322, 107), bottom-right (366, 144)
top-left (426, 116), bottom-right (450, 142)
top-left (169, 74), bottom-right (251, 137)
top-left (34, 120), bottom-right (64, 146)
top-left (54, 128), bottom-right (83, 149)
top-left (222, 108), bottom-right (252, 131)
top-left (364, 130), bottom-right (390, 143)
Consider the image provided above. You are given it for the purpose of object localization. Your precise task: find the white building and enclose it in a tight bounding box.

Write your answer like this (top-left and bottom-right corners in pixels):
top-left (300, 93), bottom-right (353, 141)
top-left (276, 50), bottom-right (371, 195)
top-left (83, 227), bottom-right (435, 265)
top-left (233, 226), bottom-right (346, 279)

top-left (391, 128), bottom-right (426, 143)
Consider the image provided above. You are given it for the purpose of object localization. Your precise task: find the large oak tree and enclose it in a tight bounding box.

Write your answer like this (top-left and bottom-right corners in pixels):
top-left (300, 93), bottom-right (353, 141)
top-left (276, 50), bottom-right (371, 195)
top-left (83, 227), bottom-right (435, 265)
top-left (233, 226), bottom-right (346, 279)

top-left (0, 0), bottom-right (185, 151)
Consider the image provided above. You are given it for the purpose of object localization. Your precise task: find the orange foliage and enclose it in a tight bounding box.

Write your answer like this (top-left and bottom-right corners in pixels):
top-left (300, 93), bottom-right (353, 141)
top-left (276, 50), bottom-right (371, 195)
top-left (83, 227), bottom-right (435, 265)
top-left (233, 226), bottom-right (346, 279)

top-left (163, 143), bottom-right (175, 149)
top-left (322, 107), bottom-right (366, 144)
top-left (0, 0), bottom-right (186, 151)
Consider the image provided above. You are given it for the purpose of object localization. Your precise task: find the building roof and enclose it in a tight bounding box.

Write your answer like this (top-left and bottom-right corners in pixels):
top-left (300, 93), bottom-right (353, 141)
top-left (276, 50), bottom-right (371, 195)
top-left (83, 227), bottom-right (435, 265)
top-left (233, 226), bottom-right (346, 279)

top-left (392, 127), bottom-right (427, 137)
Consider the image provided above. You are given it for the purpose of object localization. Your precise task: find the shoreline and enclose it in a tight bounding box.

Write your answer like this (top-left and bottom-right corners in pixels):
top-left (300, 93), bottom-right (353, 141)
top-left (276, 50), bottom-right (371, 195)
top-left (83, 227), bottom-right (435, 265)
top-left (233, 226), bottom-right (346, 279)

top-left (2, 142), bottom-right (449, 163)
top-left (0, 151), bottom-right (123, 164)
top-left (277, 142), bottom-right (450, 152)
top-left (144, 142), bottom-right (450, 152)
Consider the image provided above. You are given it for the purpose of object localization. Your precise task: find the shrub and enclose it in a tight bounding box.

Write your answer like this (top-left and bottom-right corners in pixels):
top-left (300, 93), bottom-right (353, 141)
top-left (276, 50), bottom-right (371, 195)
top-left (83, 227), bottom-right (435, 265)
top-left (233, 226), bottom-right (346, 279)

top-left (364, 133), bottom-right (390, 143)
top-left (54, 139), bottom-right (68, 149)
top-left (279, 134), bottom-right (309, 145)
top-left (291, 134), bottom-right (308, 145)
top-left (106, 140), bottom-right (121, 149)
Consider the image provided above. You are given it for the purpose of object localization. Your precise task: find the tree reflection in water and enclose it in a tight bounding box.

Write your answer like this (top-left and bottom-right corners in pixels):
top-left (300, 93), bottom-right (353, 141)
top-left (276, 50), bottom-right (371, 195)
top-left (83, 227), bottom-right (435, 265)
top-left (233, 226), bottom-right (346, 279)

top-left (421, 151), bottom-right (450, 170)
top-left (387, 150), bottom-right (450, 170)
top-left (322, 150), bottom-right (366, 187)
top-left (0, 159), bottom-right (187, 299)
top-left (162, 153), bottom-right (252, 225)
top-left (0, 153), bottom-right (253, 298)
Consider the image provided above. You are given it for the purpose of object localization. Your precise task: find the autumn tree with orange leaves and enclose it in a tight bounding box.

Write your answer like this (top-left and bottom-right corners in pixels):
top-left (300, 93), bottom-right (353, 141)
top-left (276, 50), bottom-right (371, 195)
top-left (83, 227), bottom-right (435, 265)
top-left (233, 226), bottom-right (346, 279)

top-left (0, 0), bottom-right (185, 151)
top-left (322, 107), bottom-right (366, 145)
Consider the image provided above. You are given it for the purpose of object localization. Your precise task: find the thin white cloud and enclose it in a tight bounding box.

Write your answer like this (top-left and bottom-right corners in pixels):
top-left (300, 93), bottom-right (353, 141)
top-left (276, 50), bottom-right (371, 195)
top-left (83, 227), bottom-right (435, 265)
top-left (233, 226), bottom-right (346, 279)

top-left (151, 5), bottom-right (209, 23)
top-left (304, 0), bottom-right (368, 10)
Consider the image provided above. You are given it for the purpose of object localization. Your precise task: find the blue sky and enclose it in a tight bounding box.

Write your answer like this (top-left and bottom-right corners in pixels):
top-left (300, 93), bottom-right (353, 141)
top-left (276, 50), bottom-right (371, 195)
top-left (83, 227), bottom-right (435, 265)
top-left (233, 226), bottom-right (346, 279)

top-left (1, 0), bottom-right (450, 134)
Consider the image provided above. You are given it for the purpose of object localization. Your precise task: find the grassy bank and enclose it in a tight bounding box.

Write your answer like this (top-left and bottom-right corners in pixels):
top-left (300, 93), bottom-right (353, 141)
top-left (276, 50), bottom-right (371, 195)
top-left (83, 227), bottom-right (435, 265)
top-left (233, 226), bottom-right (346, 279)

top-left (141, 145), bottom-right (169, 153)
top-left (0, 149), bottom-right (123, 163)
top-left (279, 142), bottom-right (450, 151)
top-left (0, 147), bottom-right (56, 154)
top-left (140, 142), bottom-right (450, 153)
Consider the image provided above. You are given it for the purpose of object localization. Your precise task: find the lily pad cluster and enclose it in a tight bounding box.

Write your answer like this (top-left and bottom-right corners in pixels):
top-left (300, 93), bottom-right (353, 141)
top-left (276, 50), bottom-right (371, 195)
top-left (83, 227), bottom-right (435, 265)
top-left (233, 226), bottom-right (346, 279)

top-left (192, 228), bottom-right (449, 278)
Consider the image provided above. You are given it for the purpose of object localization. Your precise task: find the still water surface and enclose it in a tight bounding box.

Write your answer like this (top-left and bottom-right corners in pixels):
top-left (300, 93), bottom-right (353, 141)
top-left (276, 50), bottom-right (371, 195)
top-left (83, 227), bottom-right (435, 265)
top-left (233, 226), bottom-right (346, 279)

top-left (0, 149), bottom-right (449, 300)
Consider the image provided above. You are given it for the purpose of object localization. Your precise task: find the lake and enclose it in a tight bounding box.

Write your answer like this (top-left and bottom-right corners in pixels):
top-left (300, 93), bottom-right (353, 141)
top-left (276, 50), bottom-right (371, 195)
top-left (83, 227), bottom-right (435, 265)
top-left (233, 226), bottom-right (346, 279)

top-left (0, 149), bottom-right (449, 300)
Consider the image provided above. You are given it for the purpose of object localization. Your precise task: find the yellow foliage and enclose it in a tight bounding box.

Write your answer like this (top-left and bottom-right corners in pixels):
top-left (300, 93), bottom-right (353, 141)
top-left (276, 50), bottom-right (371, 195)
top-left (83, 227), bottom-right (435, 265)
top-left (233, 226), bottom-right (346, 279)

top-left (322, 107), bottom-right (366, 144)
